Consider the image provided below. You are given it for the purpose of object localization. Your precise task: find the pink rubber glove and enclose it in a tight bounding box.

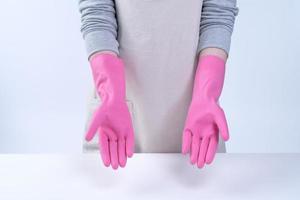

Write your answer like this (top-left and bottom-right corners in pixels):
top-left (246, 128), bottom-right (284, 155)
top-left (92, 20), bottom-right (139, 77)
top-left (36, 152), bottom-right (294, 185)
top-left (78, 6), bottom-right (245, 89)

top-left (86, 53), bottom-right (134, 170)
top-left (182, 55), bottom-right (229, 168)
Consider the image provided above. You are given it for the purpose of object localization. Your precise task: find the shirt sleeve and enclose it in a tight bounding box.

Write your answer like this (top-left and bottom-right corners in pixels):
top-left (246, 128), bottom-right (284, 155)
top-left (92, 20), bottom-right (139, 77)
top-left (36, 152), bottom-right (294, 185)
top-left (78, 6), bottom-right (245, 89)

top-left (197, 0), bottom-right (239, 55)
top-left (78, 0), bottom-right (119, 59)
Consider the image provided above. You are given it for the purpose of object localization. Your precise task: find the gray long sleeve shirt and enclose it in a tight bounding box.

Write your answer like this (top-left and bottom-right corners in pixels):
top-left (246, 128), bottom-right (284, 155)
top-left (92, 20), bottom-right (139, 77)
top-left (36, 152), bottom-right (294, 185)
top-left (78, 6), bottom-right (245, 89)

top-left (79, 0), bottom-right (238, 59)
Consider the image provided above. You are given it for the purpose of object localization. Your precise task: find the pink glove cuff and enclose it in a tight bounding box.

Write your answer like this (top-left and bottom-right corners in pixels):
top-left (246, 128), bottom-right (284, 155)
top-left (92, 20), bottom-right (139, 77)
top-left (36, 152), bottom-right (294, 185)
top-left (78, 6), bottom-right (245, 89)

top-left (90, 53), bottom-right (126, 102)
top-left (193, 55), bottom-right (226, 102)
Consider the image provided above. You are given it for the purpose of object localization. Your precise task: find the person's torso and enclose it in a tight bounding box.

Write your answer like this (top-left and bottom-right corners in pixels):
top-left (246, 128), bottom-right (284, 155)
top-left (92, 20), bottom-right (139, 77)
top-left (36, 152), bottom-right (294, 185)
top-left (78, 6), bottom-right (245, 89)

top-left (83, 0), bottom-right (226, 153)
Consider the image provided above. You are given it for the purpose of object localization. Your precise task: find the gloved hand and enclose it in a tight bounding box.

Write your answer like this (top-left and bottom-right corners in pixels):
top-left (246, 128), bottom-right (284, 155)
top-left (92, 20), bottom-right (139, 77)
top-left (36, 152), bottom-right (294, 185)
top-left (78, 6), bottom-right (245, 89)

top-left (86, 53), bottom-right (134, 170)
top-left (182, 55), bottom-right (229, 168)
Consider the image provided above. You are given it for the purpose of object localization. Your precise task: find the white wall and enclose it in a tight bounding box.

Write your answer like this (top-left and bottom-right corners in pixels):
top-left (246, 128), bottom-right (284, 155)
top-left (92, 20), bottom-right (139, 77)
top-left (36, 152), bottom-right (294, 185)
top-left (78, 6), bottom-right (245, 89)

top-left (224, 0), bottom-right (300, 153)
top-left (0, 0), bottom-right (90, 153)
top-left (0, 0), bottom-right (299, 153)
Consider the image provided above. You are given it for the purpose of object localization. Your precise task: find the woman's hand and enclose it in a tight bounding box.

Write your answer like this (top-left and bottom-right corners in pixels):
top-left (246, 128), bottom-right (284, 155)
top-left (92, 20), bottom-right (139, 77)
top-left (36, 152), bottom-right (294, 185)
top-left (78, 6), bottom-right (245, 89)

top-left (86, 98), bottom-right (134, 169)
top-left (182, 53), bottom-right (229, 168)
top-left (182, 96), bottom-right (229, 168)
top-left (86, 53), bottom-right (134, 170)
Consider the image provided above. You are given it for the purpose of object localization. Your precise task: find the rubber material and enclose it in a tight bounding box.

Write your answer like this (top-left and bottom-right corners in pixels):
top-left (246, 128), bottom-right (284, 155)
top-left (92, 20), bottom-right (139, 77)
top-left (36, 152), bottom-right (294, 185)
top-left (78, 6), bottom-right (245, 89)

top-left (86, 53), bottom-right (135, 170)
top-left (182, 55), bottom-right (229, 168)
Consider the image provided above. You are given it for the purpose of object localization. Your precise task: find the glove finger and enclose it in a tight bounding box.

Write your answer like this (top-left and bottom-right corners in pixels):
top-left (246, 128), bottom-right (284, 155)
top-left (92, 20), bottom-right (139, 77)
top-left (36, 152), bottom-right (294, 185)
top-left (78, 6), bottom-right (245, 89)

top-left (99, 130), bottom-right (110, 167)
top-left (190, 134), bottom-right (200, 164)
top-left (214, 107), bottom-right (229, 141)
top-left (125, 128), bottom-right (134, 158)
top-left (197, 137), bottom-right (209, 168)
top-left (85, 107), bottom-right (105, 141)
top-left (182, 130), bottom-right (192, 154)
top-left (118, 139), bottom-right (127, 167)
top-left (109, 140), bottom-right (118, 170)
top-left (205, 135), bottom-right (218, 164)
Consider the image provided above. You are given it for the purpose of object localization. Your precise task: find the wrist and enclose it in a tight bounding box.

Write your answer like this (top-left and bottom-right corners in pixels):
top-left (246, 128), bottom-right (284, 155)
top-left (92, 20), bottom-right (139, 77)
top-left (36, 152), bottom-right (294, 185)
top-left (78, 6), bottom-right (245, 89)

top-left (89, 51), bottom-right (118, 62)
top-left (199, 47), bottom-right (227, 62)
top-left (101, 95), bottom-right (126, 105)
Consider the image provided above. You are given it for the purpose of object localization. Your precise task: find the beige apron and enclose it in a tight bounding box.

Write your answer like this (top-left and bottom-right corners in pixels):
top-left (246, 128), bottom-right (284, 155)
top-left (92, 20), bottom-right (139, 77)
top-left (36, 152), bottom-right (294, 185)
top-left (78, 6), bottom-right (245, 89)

top-left (83, 0), bottom-right (226, 153)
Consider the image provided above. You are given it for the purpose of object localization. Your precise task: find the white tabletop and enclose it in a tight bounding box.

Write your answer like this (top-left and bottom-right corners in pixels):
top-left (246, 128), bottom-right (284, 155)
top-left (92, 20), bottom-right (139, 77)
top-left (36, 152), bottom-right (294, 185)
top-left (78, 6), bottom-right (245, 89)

top-left (0, 154), bottom-right (299, 200)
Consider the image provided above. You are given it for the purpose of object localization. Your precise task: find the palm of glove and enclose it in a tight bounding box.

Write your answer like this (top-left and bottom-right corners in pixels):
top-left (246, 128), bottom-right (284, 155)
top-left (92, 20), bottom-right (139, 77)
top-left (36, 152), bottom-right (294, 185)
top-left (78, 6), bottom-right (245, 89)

top-left (86, 100), bottom-right (134, 169)
top-left (99, 101), bottom-right (133, 139)
top-left (182, 99), bottom-right (228, 168)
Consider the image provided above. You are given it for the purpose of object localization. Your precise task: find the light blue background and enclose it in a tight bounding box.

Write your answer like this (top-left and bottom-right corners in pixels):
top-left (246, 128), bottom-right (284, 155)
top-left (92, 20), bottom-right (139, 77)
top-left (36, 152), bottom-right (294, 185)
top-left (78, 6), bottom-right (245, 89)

top-left (0, 0), bottom-right (299, 153)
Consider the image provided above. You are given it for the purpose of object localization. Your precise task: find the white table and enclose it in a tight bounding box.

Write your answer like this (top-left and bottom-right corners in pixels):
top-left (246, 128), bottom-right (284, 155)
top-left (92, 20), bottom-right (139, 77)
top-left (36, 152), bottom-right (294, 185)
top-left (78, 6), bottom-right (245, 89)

top-left (0, 154), bottom-right (299, 200)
